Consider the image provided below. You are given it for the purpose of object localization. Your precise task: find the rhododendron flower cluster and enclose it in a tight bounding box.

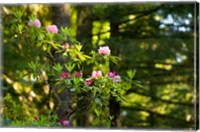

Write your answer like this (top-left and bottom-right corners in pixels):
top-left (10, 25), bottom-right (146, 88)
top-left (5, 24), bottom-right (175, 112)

top-left (85, 79), bottom-right (93, 86)
top-left (108, 71), bottom-right (121, 83)
top-left (61, 72), bottom-right (71, 79)
top-left (85, 70), bottom-right (102, 86)
top-left (112, 75), bottom-right (121, 83)
top-left (92, 70), bottom-right (102, 79)
top-left (98, 46), bottom-right (111, 55)
top-left (63, 43), bottom-right (70, 49)
top-left (108, 71), bottom-right (116, 78)
top-left (33, 115), bottom-right (38, 121)
top-left (60, 120), bottom-right (70, 126)
top-left (46, 25), bottom-right (58, 34)
top-left (28, 18), bottom-right (41, 28)
top-left (74, 71), bottom-right (83, 78)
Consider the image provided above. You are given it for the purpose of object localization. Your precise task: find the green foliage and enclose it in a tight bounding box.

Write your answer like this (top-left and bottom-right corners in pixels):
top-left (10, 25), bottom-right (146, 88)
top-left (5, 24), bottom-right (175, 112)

top-left (2, 7), bottom-right (139, 128)
top-left (3, 95), bottom-right (27, 120)
top-left (126, 69), bottom-right (136, 80)
top-left (1, 109), bottom-right (60, 127)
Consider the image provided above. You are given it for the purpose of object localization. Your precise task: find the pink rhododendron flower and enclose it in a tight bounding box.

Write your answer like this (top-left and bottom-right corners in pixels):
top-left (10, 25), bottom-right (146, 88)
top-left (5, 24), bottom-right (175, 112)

top-left (34, 115), bottom-right (38, 121)
top-left (113, 75), bottom-right (121, 83)
top-left (61, 120), bottom-right (70, 126)
top-left (28, 18), bottom-right (41, 28)
top-left (108, 71), bottom-right (121, 83)
top-left (63, 43), bottom-right (70, 49)
top-left (74, 71), bottom-right (83, 78)
top-left (98, 46), bottom-right (111, 55)
top-left (46, 25), bottom-right (58, 34)
top-left (61, 72), bottom-right (70, 79)
top-left (85, 79), bottom-right (93, 86)
top-left (92, 70), bottom-right (102, 79)
top-left (108, 71), bottom-right (116, 78)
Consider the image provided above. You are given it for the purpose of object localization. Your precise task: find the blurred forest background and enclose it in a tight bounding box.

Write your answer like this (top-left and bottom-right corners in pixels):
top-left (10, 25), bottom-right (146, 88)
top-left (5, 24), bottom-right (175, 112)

top-left (1, 2), bottom-right (199, 129)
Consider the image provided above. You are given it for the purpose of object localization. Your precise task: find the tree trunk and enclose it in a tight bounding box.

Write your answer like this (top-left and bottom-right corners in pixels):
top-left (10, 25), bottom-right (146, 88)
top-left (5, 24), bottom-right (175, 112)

top-left (76, 5), bottom-right (93, 54)
top-left (75, 5), bottom-right (93, 126)
top-left (148, 82), bottom-right (157, 127)
top-left (51, 4), bottom-right (70, 28)
top-left (109, 21), bottom-right (121, 127)
top-left (50, 4), bottom-right (72, 122)
top-left (109, 94), bottom-right (120, 127)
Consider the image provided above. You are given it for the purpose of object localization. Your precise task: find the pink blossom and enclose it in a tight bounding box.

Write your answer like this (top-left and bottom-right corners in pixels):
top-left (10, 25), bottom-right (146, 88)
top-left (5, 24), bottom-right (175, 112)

top-left (46, 25), bottom-right (58, 34)
top-left (108, 71), bottom-right (116, 78)
top-left (34, 115), bottom-right (38, 121)
top-left (74, 71), bottom-right (83, 78)
top-left (92, 70), bottom-right (102, 79)
top-left (61, 120), bottom-right (70, 126)
top-left (98, 46), bottom-right (111, 55)
top-left (113, 75), bottom-right (121, 83)
top-left (108, 71), bottom-right (121, 83)
top-left (85, 79), bottom-right (93, 86)
top-left (28, 18), bottom-right (41, 28)
top-left (61, 72), bottom-right (71, 79)
top-left (63, 43), bottom-right (70, 49)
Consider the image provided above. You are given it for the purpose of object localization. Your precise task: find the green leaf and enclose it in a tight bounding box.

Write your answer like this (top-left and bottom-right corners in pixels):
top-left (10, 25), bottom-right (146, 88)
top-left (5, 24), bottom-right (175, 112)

top-left (89, 86), bottom-right (93, 90)
top-left (36, 42), bottom-right (42, 47)
top-left (17, 24), bottom-right (23, 33)
top-left (94, 86), bottom-right (101, 93)
top-left (60, 27), bottom-right (71, 36)
top-left (109, 115), bottom-right (114, 120)
top-left (132, 80), bottom-right (143, 88)
top-left (65, 63), bottom-right (75, 72)
top-left (53, 64), bottom-right (62, 73)
top-left (110, 56), bottom-right (120, 64)
top-left (75, 44), bottom-right (82, 51)
top-left (64, 79), bottom-right (71, 85)
top-left (13, 11), bottom-right (23, 19)
top-left (91, 118), bottom-right (99, 126)
top-left (70, 88), bottom-right (76, 92)
top-left (94, 109), bottom-right (99, 116)
top-left (28, 61), bottom-right (36, 70)
top-left (42, 45), bottom-right (47, 51)
top-left (47, 109), bottom-right (51, 115)
top-left (94, 108), bottom-right (102, 117)
top-left (57, 86), bottom-right (65, 93)
top-left (51, 42), bottom-right (59, 50)
top-left (55, 81), bottom-right (62, 86)
top-left (73, 78), bottom-right (80, 85)
top-left (126, 69), bottom-right (136, 79)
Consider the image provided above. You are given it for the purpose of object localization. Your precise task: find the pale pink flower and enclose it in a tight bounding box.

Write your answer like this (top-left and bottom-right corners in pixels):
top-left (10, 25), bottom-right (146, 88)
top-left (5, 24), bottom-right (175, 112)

top-left (61, 72), bottom-right (70, 79)
top-left (74, 71), bottom-right (83, 78)
top-left (63, 43), bottom-right (70, 49)
top-left (46, 25), bottom-right (58, 34)
top-left (108, 71), bottom-right (121, 83)
top-left (61, 120), bottom-right (70, 126)
top-left (85, 79), bottom-right (93, 86)
top-left (98, 46), bottom-right (111, 55)
top-left (92, 70), bottom-right (102, 79)
top-left (113, 75), bottom-right (121, 83)
top-left (28, 18), bottom-right (41, 28)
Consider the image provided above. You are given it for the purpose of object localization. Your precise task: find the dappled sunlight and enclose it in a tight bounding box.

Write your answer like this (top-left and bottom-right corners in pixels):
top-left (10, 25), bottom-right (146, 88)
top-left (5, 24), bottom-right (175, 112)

top-left (154, 63), bottom-right (172, 70)
top-left (92, 21), bottom-right (110, 47)
top-left (13, 82), bottom-right (23, 94)
top-left (43, 85), bottom-right (50, 95)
